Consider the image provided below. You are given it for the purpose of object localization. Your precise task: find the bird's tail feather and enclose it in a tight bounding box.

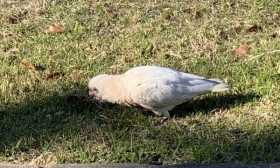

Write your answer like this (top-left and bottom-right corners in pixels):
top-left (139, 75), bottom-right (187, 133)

top-left (208, 78), bottom-right (230, 92)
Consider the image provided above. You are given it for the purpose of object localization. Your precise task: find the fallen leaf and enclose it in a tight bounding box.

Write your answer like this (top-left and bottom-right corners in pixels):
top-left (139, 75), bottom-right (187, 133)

top-left (46, 23), bottom-right (64, 33)
top-left (20, 59), bottom-right (36, 71)
top-left (234, 43), bottom-right (250, 57)
top-left (247, 24), bottom-right (262, 33)
top-left (44, 72), bottom-right (65, 80)
top-left (20, 59), bottom-right (46, 72)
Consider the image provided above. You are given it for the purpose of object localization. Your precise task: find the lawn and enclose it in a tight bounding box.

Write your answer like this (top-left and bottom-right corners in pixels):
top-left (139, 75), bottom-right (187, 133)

top-left (0, 0), bottom-right (280, 165)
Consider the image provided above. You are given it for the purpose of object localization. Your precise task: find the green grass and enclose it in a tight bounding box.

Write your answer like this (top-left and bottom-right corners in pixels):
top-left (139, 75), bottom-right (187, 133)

top-left (1, 0), bottom-right (280, 165)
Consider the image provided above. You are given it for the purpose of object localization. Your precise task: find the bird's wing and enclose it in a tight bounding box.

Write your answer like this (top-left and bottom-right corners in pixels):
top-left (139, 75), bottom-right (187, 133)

top-left (123, 66), bottom-right (222, 108)
top-left (129, 78), bottom-right (190, 109)
top-left (176, 71), bottom-right (226, 93)
top-left (130, 77), bottom-right (222, 109)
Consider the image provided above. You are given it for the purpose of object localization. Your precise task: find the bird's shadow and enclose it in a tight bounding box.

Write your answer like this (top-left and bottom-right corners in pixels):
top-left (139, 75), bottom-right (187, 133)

top-left (82, 91), bottom-right (261, 118)
top-left (71, 91), bottom-right (261, 118)
top-left (170, 92), bottom-right (260, 117)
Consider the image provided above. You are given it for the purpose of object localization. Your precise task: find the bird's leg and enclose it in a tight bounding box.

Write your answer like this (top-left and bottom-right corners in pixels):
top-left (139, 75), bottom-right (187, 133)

top-left (161, 110), bottom-right (170, 118)
top-left (152, 109), bottom-right (170, 118)
top-left (151, 109), bottom-right (170, 124)
top-left (160, 110), bottom-right (170, 123)
top-left (151, 110), bottom-right (163, 116)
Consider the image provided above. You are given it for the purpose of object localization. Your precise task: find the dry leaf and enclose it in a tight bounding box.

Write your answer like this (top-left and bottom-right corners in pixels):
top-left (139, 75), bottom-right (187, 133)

top-left (20, 59), bottom-right (36, 71)
top-left (46, 23), bottom-right (64, 33)
top-left (247, 24), bottom-right (262, 33)
top-left (20, 59), bottom-right (46, 71)
top-left (234, 43), bottom-right (250, 57)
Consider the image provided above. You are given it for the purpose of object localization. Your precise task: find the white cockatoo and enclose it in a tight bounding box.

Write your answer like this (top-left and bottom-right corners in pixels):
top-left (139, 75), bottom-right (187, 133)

top-left (88, 66), bottom-right (229, 117)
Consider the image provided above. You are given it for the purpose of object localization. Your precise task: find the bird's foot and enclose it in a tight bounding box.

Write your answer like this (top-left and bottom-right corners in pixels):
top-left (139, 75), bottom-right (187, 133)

top-left (160, 117), bottom-right (169, 124)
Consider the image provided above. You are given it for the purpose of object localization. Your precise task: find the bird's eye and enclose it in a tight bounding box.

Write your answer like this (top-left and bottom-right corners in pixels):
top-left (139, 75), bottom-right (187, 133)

top-left (88, 87), bottom-right (99, 97)
top-left (91, 88), bottom-right (98, 92)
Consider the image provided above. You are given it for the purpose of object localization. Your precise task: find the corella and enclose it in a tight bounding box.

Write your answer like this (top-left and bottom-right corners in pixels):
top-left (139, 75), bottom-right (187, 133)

top-left (88, 66), bottom-right (229, 118)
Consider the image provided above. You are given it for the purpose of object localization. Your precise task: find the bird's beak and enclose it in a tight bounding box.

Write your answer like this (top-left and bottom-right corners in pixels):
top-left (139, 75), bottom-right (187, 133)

top-left (87, 88), bottom-right (94, 97)
top-left (88, 89), bottom-right (101, 101)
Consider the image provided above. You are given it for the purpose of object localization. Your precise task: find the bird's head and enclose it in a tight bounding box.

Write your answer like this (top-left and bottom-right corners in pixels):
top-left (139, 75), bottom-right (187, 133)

top-left (88, 74), bottom-right (125, 104)
top-left (88, 74), bottom-right (111, 101)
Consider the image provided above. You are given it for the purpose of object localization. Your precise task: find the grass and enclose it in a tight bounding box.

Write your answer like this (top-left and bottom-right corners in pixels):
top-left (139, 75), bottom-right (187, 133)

top-left (0, 0), bottom-right (280, 165)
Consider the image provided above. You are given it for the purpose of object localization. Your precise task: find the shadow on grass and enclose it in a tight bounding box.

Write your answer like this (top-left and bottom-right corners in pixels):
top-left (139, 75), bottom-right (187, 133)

top-left (2, 90), bottom-right (275, 164)
top-left (172, 92), bottom-right (260, 117)
top-left (0, 89), bottom-right (102, 152)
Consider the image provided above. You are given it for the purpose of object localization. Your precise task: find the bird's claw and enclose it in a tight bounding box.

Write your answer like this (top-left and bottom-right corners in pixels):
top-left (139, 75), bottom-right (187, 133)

top-left (160, 117), bottom-right (169, 124)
